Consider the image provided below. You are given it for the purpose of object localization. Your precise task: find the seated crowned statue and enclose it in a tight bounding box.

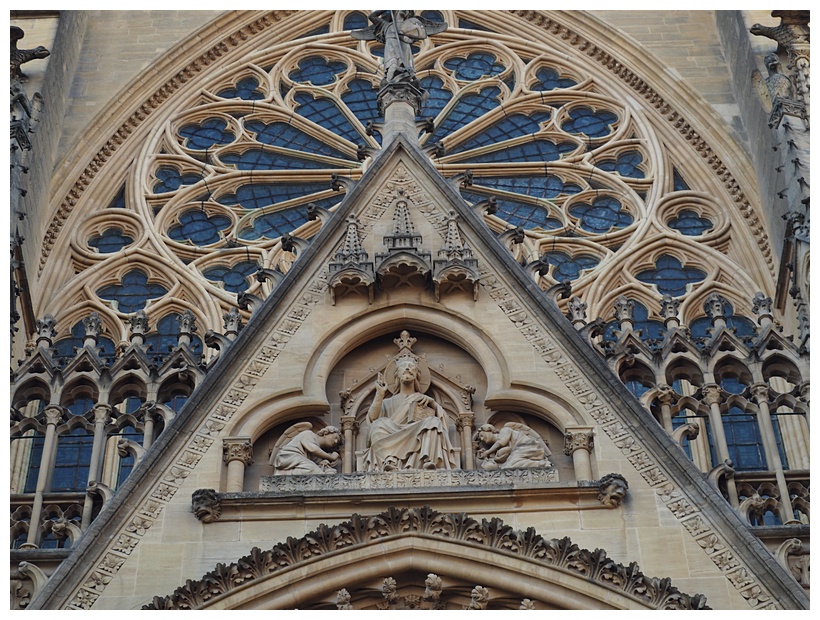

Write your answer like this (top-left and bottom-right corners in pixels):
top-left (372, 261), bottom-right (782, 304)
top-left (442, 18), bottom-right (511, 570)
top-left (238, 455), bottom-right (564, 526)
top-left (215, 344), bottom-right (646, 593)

top-left (362, 331), bottom-right (458, 471)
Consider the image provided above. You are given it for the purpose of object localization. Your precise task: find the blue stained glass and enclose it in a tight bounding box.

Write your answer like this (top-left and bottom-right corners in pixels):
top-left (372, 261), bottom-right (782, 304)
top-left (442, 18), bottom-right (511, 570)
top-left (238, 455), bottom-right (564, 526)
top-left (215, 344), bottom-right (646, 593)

top-left (218, 77), bottom-right (264, 101)
top-left (668, 210), bottom-right (713, 236)
top-left (428, 87), bottom-right (502, 143)
top-left (153, 166), bottom-right (203, 194)
top-left (541, 251), bottom-right (600, 280)
top-left (203, 260), bottom-right (258, 293)
top-left (295, 93), bottom-right (363, 144)
top-left (596, 151), bottom-right (645, 178)
top-left (531, 66), bottom-right (577, 91)
top-left (719, 376), bottom-right (747, 395)
top-left (297, 25), bottom-right (330, 39)
top-left (461, 139), bottom-right (576, 164)
top-left (53, 321), bottom-right (116, 364)
top-left (239, 195), bottom-right (343, 240)
top-left (421, 11), bottom-right (444, 23)
top-left (461, 190), bottom-right (561, 230)
top-left (418, 76), bottom-right (452, 120)
top-left (179, 118), bottom-right (236, 150)
top-left (444, 52), bottom-right (506, 81)
top-left (108, 186), bottom-right (126, 208)
top-left (288, 56), bottom-right (347, 86)
top-left (218, 181), bottom-right (331, 210)
top-left (457, 18), bottom-right (493, 32)
top-left (96, 270), bottom-right (168, 313)
top-left (449, 112), bottom-right (551, 154)
top-left (635, 255), bottom-right (706, 297)
top-left (168, 210), bottom-right (232, 245)
top-left (673, 168), bottom-right (689, 191)
top-left (52, 427), bottom-right (94, 492)
top-left (341, 80), bottom-right (381, 141)
top-left (343, 11), bottom-right (369, 30)
top-left (569, 196), bottom-right (633, 233)
top-left (601, 300), bottom-right (666, 344)
top-left (561, 106), bottom-right (618, 138)
top-left (245, 120), bottom-right (349, 159)
top-left (724, 406), bottom-right (766, 471)
top-left (89, 227), bottom-right (134, 253)
top-left (472, 175), bottom-right (581, 200)
top-left (221, 149), bottom-right (334, 170)
top-left (145, 313), bottom-right (203, 362)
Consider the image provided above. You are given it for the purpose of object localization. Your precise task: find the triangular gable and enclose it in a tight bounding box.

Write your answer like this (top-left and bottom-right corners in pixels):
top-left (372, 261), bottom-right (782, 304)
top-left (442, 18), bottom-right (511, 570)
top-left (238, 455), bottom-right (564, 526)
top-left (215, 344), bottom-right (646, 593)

top-left (29, 136), bottom-right (808, 610)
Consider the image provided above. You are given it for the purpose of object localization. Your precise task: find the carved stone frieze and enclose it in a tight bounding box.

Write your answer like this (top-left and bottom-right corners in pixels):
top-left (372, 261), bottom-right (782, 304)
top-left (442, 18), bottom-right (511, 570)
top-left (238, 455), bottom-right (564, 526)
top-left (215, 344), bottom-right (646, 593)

top-left (143, 506), bottom-right (711, 610)
top-left (260, 467), bottom-right (558, 493)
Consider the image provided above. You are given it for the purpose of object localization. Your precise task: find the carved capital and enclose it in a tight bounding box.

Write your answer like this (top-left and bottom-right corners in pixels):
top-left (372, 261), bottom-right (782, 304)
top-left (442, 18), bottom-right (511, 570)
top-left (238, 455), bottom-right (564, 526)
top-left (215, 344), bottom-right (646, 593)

top-left (566, 296), bottom-right (588, 324)
top-left (34, 314), bottom-right (57, 347)
top-left (563, 429), bottom-right (594, 455)
top-left (613, 295), bottom-right (634, 323)
top-left (751, 292), bottom-right (773, 323)
top-left (222, 437), bottom-right (253, 466)
top-left (456, 412), bottom-right (475, 432)
top-left (597, 473), bottom-right (629, 508)
top-left (701, 384), bottom-right (723, 406)
top-left (222, 308), bottom-right (243, 338)
top-left (44, 405), bottom-right (64, 426)
top-left (703, 293), bottom-right (728, 320)
top-left (191, 488), bottom-right (221, 523)
top-left (93, 403), bottom-right (113, 424)
top-left (659, 294), bottom-right (680, 322)
top-left (340, 415), bottom-right (358, 433)
top-left (655, 384), bottom-right (676, 405)
top-left (177, 309), bottom-right (197, 335)
top-left (749, 383), bottom-right (771, 403)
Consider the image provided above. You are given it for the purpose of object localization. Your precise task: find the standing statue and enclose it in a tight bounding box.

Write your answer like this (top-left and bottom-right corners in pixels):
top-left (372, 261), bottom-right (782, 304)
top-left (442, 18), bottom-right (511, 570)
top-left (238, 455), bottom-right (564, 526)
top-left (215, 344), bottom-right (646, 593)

top-left (475, 423), bottom-right (552, 470)
top-left (270, 423), bottom-right (342, 475)
top-left (362, 331), bottom-right (458, 471)
top-left (351, 11), bottom-right (446, 86)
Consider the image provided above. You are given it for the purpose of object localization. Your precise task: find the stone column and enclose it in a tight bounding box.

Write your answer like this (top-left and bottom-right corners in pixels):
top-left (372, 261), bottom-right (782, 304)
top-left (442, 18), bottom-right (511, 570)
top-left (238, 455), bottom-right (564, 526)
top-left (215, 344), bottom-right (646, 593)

top-left (340, 415), bottom-right (357, 474)
top-left (81, 404), bottom-right (112, 529)
top-left (655, 384), bottom-right (676, 433)
top-left (222, 437), bottom-right (253, 493)
top-left (456, 413), bottom-right (475, 470)
top-left (142, 406), bottom-right (157, 450)
top-left (23, 406), bottom-right (63, 548)
top-left (701, 384), bottom-right (739, 507)
top-left (563, 427), bottom-right (594, 481)
top-left (750, 383), bottom-right (795, 523)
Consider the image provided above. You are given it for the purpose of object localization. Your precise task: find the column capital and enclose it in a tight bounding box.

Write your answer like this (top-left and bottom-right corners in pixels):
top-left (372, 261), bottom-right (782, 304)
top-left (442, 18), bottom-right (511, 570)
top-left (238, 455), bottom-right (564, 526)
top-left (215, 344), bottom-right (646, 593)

top-left (340, 415), bottom-right (358, 432)
top-left (655, 384), bottom-right (677, 405)
top-left (93, 403), bottom-right (113, 424)
top-left (44, 405), bottom-right (64, 426)
top-left (222, 437), bottom-right (253, 466)
top-left (749, 383), bottom-right (771, 403)
top-left (563, 428), bottom-right (595, 455)
top-left (456, 412), bottom-right (475, 432)
top-left (701, 383), bottom-right (723, 406)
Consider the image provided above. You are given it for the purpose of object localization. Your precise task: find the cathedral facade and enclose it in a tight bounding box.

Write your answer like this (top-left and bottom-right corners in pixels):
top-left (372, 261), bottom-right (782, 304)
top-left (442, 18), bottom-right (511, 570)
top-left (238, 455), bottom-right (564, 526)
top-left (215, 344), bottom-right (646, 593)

top-left (9, 10), bottom-right (809, 610)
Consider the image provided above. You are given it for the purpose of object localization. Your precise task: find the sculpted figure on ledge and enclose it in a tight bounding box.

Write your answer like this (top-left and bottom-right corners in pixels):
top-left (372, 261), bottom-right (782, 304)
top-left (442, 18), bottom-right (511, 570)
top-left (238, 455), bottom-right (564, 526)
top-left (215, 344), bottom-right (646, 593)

top-left (271, 423), bottom-right (342, 475)
top-left (476, 422), bottom-right (552, 470)
top-left (362, 331), bottom-right (458, 471)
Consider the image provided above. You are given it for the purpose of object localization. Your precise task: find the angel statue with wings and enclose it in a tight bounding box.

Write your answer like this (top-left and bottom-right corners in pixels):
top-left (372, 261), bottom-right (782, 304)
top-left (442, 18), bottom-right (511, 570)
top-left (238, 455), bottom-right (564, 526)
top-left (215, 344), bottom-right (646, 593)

top-left (270, 423), bottom-right (342, 475)
top-left (351, 10), bottom-right (446, 86)
top-left (475, 423), bottom-right (552, 470)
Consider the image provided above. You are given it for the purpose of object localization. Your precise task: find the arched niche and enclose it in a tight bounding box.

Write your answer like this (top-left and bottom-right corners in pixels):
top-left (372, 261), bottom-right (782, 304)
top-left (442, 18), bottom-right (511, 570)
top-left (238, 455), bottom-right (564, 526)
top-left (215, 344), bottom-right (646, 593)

top-left (327, 330), bottom-right (484, 467)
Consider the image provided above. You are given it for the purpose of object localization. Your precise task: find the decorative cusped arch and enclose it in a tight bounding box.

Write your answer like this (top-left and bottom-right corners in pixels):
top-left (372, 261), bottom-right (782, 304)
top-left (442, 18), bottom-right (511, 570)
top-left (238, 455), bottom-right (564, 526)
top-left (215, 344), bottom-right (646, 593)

top-left (144, 506), bottom-right (710, 610)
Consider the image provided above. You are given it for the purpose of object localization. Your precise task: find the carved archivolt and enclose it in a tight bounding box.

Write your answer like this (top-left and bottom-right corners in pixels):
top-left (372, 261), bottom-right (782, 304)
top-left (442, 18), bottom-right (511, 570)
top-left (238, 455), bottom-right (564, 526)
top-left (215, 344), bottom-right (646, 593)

top-left (143, 506), bottom-right (710, 610)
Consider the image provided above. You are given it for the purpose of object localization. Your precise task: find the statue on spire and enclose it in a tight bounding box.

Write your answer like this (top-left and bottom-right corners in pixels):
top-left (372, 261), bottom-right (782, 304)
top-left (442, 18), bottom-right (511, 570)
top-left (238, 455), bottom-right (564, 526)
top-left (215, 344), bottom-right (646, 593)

top-left (351, 11), bottom-right (446, 88)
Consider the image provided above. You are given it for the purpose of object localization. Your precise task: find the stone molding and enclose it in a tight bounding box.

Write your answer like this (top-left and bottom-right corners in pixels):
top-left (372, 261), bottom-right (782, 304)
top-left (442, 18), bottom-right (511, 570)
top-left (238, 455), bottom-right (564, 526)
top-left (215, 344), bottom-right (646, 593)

top-left (143, 505), bottom-right (711, 610)
top-left (260, 468), bottom-right (558, 493)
